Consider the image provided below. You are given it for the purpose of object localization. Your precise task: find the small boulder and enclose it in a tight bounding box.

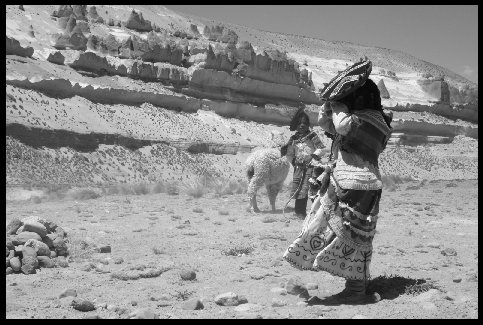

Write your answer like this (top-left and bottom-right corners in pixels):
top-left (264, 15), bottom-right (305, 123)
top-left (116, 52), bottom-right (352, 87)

top-left (53, 237), bottom-right (68, 256)
top-left (427, 242), bottom-right (441, 249)
top-left (13, 231), bottom-right (42, 246)
top-left (6, 237), bottom-right (15, 250)
top-left (6, 267), bottom-right (13, 275)
top-left (6, 257), bottom-right (10, 268)
top-left (98, 245), bottom-right (111, 253)
top-left (21, 256), bottom-right (38, 274)
top-left (42, 236), bottom-right (55, 249)
top-left (24, 239), bottom-right (51, 257)
top-left (180, 269), bottom-right (196, 280)
top-left (182, 298), bottom-right (204, 310)
top-left (271, 298), bottom-right (287, 307)
top-left (270, 287), bottom-right (287, 295)
top-left (55, 226), bottom-right (67, 238)
top-left (6, 218), bottom-right (23, 235)
top-left (128, 308), bottom-right (159, 319)
top-left (37, 256), bottom-right (55, 268)
top-left (453, 276), bottom-right (463, 283)
top-left (214, 292), bottom-right (240, 306)
top-left (50, 250), bottom-right (57, 258)
top-left (285, 275), bottom-right (305, 295)
top-left (9, 257), bottom-right (21, 272)
top-left (21, 246), bottom-right (37, 259)
top-left (441, 248), bottom-right (457, 256)
top-left (22, 220), bottom-right (48, 237)
top-left (71, 298), bottom-right (95, 312)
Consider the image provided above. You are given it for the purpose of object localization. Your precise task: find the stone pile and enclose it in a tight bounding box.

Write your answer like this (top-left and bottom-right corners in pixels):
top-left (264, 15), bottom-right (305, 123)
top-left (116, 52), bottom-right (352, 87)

top-left (6, 216), bottom-right (69, 275)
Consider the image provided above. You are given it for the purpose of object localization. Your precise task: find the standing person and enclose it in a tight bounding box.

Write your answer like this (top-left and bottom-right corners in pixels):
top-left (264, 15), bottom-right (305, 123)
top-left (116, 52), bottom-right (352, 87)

top-left (281, 108), bottom-right (325, 218)
top-left (283, 58), bottom-right (393, 304)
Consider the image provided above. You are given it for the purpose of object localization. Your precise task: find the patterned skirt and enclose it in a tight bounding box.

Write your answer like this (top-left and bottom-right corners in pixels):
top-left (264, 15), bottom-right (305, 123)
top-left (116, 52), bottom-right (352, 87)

top-left (291, 165), bottom-right (313, 200)
top-left (283, 177), bottom-right (382, 281)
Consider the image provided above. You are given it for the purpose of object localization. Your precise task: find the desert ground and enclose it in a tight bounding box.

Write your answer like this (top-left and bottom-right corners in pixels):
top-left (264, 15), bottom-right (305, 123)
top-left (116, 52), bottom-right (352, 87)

top-left (5, 179), bottom-right (478, 319)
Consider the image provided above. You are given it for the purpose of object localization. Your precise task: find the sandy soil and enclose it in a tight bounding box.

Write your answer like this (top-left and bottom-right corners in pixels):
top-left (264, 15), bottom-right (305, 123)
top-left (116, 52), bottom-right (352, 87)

top-left (5, 179), bottom-right (478, 319)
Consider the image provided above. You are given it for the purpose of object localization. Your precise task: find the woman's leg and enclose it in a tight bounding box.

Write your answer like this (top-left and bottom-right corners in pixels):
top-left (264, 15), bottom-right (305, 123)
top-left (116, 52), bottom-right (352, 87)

top-left (294, 196), bottom-right (308, 216)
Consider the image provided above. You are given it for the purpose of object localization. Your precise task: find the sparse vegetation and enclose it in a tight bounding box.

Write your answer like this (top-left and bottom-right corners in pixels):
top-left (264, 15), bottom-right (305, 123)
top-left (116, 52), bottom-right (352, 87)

top-left (221, 245), bottom-right (254, 256)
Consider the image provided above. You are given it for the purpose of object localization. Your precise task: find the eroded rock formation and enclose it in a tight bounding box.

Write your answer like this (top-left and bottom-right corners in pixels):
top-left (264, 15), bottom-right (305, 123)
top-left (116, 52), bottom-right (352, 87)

top-left (125, 9), bottom-right (152, 32)
top-left (378, 79), bottom-right (390, 99)
top-left (6, 36), bottom-right (34, 57)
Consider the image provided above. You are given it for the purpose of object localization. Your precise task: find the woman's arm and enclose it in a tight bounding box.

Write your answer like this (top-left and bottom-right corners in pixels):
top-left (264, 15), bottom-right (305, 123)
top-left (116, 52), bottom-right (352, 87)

top-left (331, 103), bottom-right (355, 136)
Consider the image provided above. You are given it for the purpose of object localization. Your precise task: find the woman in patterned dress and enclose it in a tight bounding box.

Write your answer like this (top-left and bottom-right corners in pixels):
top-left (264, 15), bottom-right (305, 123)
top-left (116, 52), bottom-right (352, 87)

top-left (281, 108), bottom-right (325, 218)
top-left (283, 58), bottom-right (393, 304)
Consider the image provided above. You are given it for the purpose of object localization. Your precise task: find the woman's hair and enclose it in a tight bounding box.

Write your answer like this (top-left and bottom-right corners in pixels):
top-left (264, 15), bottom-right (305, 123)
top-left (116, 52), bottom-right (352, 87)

top-left (289, 108), bottom-right (310, 131)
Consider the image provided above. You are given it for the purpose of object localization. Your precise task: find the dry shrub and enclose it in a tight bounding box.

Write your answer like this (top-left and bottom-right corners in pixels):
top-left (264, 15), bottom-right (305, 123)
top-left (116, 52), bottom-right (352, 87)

top-left (381, 174), bottom-right (414, 191)
top-left (166, 181), bottom-right (180, 195)
top-left (221, 245), bottom-right (254, 256)
top-left (65, 233), bottom-right (95, 261)
top-left (212, 177), bottom-right (245, 196)
top-left (66, 187), bottom-right (102, 200)
top-left (31, 195), bottom-right (42, 204)
top-left (132, 182), bottom-right (150, 195)
top-left (152, 180), bottom-right (165, 194)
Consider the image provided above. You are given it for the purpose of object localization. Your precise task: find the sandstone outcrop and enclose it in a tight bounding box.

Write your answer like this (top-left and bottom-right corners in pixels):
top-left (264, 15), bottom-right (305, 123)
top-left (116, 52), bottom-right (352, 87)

top-left (378, 79), bottom-right (390, 99)
top-left (6, 36), bottom-right (34, 57)
top-left (202, 25), bottom-right (238, 43)
top-left (125, 9), bottom-right (152, 32)
top-left (185, 69), bottom-right (322, 106)
top-left (87, 6), bottom-right (104, 24)
top-left (417, 77), bottom-right (450, 102)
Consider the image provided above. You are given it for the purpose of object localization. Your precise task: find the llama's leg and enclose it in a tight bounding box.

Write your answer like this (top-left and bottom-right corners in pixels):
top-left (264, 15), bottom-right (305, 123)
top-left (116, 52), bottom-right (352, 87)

top-left (247, 176), bottom-right (264, 213)
top-left (266, 181), bottom-right (284, 212)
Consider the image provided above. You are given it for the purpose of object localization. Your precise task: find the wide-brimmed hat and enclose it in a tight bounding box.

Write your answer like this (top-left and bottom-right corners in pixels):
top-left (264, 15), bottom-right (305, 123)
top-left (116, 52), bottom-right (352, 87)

top-left (319, 57), bottom-right (372, 101)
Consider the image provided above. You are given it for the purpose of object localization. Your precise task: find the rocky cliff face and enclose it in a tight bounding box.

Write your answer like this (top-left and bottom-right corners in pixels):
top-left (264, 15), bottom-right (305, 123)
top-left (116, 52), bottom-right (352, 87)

top-left (4, 5), bottom-right (479, 185)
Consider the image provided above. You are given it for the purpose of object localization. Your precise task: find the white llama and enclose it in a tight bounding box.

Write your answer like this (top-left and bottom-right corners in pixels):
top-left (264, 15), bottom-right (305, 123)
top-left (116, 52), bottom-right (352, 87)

top-left (245, 148), bottom-right (291, 212)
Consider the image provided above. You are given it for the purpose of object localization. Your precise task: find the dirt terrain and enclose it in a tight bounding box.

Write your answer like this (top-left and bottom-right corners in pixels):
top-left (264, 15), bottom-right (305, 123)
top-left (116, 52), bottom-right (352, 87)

top-left (5, 179), bottom-right (478, 319)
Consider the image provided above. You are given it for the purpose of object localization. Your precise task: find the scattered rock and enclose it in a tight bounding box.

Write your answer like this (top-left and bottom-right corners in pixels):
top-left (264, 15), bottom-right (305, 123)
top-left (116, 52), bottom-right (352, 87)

top-left (6, 267), bottom-right (13, 275)
top-left (83, 315), bottom-right (101, 319)
top-left (99, 245), bottom-right (111, 253)
top-left (13, 232), bottom-right (42, 246)
top-left (159, 294), bottom-right (171, 301)
top-left (236, 312), bottom-right (263, 319)
top-left (10, 257), bottom-right (21, 272)
top-left (270, 259), bottom-right (283, 267)
top-left (106, 304), bottom-right (117, 312)
top-left (128, 308), bottom-right (159, 319)
top-left (270, 287), bottom-right (287, 295)
top-left (95, 302), bottom-right (107, 309)
top-left (113, 257), bottom-right (124, 264)
top-left (6, 219), bottom-right (23, 235)
top-left (59, 288), bottom-right (77, 299)
top-left (296, 301), bottom-right (308, 307)
top-left (234, 303), bottom-right (264, 313)
top-left (24, 239), bottom-right (51, 257)
top-left (215, 292), bottom-right (241, 306)
top-left (157, 301), bottom-right (174, 307)
top-left (50, 250), bottom-right (57, 259)
top-left (413, 289), bottom-right (439, 302)
top-left (271, 298), bottom-right (287, 307)
top-left (444, 291), bottom-right (456, 301)
top-left (285, 275), bottom-right (305, 295)
top-left (441, 248), bottom-right (457, 256)
top-left (453, 276), bottom-right (463, 283)
top-left (55, 227), bottom-right (67, 238)
top-left (427, 242), bottom-right (441, 249)
top-left (180, 269), bottom-right (196, 280)
top-left (37, 256), bottom-right (55, 268)
top-left (182, 298), bottom-right (204, 310)
top-left (421, 302), bottom-right (437, 310)
top-left (352, 314), bottom-right (369, 319)
top-left (131, 301), bottom-right (138, 306)
top-left (71, 298), bottom-right (95, 312)
top-left (20, 256), bottom-right (38, 274)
